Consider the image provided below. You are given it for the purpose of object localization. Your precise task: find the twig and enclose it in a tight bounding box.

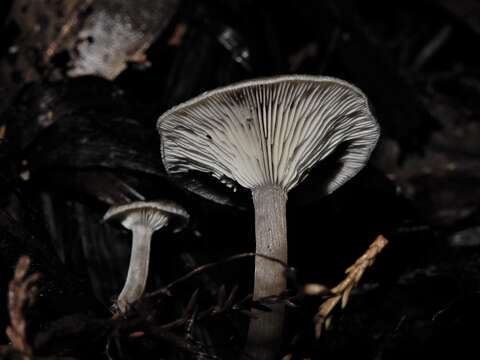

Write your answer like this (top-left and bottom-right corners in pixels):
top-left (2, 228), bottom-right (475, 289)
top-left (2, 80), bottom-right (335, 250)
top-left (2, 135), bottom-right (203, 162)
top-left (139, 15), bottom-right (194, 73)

top-left (6, 256), bottom-right (41, 360)
top-left (412, 25), bottom-right (452, 70)
top-left (146, 252), bottom-right (291, 298)
top-left (314, 235), bottom-right (389, 338)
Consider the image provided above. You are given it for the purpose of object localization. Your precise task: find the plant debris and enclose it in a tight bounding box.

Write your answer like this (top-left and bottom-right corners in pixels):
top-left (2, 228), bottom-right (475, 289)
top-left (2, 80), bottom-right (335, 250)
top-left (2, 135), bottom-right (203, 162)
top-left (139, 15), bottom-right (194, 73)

top-left (1, 0), bottom-right (479, 358)
top-left (2, 256), bottom-right (40, 360)
top-left (314, 235), bottom-right (389, 338)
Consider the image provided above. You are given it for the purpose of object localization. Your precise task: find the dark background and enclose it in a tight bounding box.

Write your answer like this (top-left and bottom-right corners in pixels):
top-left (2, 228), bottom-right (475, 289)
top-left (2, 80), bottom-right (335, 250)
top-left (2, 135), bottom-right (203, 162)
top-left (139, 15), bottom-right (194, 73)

top-left (0, 0), bottom-right (479, 359)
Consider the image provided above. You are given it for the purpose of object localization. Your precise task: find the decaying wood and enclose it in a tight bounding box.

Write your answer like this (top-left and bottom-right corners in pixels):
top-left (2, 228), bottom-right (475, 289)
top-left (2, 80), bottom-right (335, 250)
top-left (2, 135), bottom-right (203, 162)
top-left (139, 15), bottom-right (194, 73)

top-left (0, 0), bottom-right (179, 113)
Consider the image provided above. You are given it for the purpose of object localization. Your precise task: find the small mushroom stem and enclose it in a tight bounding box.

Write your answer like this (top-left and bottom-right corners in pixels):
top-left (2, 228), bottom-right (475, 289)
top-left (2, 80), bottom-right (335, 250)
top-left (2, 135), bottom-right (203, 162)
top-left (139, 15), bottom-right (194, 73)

top-left (245, 185), bottom-right (288, 360)
top-left (117, 225), bottom-right (154, 313)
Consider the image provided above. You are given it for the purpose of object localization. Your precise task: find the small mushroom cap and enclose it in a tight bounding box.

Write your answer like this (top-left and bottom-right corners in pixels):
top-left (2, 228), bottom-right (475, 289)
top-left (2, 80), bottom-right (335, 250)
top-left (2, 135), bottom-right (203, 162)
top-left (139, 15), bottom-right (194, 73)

top-left (103, 200), bottom-right (189, 232)
top-left (157, 75), bottom-right (380, 195)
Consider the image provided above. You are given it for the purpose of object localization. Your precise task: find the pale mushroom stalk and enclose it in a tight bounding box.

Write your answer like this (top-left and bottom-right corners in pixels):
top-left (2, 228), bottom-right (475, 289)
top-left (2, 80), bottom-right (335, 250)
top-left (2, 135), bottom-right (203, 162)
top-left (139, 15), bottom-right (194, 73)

top-left (117, 222), bottom-right (163, 312)
top-left (252, 186), bottom-right (287, 299)
top-left (157, 75), bottom-right (380, 359)
top-left (103, 201), bottom-right (189, 313)
top-left (248, 186), bottom-right (288, 356)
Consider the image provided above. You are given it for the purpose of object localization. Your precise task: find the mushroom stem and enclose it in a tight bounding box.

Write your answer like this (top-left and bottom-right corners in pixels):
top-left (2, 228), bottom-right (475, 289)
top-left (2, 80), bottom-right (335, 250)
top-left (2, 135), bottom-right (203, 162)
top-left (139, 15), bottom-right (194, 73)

top-left (245, 185), bottom-right (288, 359)
top-left (117, 225), bottom-right (154, 313)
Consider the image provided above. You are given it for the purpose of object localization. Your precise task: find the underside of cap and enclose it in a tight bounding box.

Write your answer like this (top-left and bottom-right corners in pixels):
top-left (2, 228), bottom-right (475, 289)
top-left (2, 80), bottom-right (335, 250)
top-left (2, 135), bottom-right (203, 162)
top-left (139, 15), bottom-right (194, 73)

top-left (158, 75), bottom-right (380, 194)
top-left (103, 200), bottom-right (189, 231)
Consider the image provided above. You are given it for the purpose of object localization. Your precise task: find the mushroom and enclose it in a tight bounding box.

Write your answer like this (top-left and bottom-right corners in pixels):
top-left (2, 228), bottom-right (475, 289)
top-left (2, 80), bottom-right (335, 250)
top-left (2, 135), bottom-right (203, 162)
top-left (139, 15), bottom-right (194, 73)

top-left (103, 200), bottom-right (189, 313)
top-left (157, 75), bottom-right (379, 358)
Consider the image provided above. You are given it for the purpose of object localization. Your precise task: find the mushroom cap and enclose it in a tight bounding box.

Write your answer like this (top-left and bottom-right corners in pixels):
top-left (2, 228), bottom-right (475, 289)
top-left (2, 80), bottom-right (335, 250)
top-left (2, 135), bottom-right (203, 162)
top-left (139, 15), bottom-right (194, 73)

top-left (103, 200), bottom-right (189, 232)
top-left (157, 75), bottom-right (380, 195)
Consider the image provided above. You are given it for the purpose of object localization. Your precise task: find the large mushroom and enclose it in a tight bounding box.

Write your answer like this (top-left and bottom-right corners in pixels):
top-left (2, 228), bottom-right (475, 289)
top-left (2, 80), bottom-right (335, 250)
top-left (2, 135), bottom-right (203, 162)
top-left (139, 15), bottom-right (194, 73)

top-left (103, 200), bottom-right (189, 313)
top-left (157, 75), bottom-right (379, 358)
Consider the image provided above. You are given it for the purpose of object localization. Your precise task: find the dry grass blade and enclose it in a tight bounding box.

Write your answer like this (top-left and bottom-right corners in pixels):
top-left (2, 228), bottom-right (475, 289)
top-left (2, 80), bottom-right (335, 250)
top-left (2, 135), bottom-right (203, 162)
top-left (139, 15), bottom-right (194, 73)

top-left (146, 252), bottom-right (290, 298)
top-left (5, 256), bottom-right (41, 360)
top-left (224, 285), bottom-right (239, 310)
top-left (314, 235), bottom-right (389, 338)
top-left (184, 289), bottom-right (201, 317)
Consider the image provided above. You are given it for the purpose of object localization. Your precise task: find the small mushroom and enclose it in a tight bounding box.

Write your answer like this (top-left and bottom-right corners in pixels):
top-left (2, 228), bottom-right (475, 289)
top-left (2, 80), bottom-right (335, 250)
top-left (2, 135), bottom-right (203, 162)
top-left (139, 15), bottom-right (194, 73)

top-left (157, 75), bottom-right (379, 358)
top-left (103, 200), bottom-right (189, 313)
